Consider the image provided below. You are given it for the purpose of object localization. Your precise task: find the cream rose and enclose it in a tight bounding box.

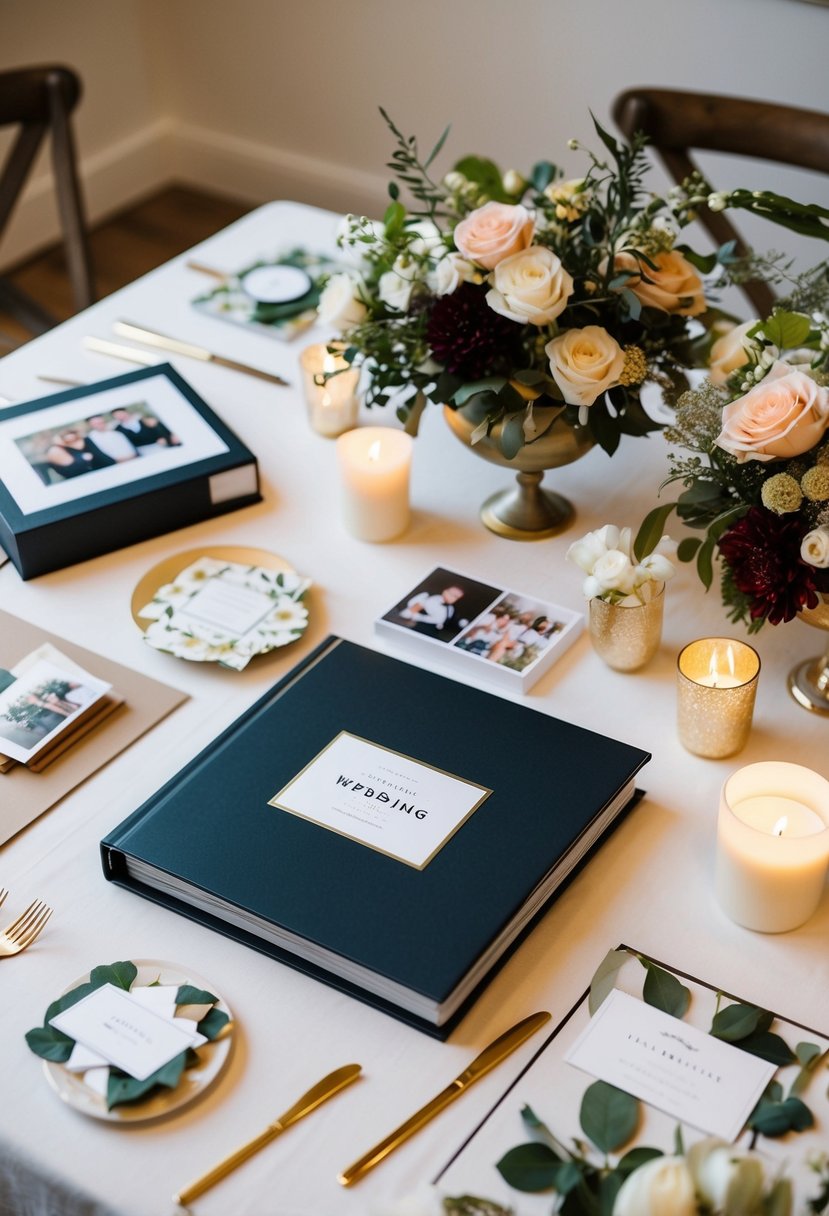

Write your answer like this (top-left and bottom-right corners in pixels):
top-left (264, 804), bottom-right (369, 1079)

top-left (317, 273), bottom-right (367, 330)
top-left (709, 319), bottom-right (759, 385)
top-left (715, 360), bottom-right (829, 462)
top-left (611, 248), bottom-right (706, 316)
top-left (613, 1156), bottom-right (696, 1216)
top-left (546, 325), bottom-right (624, 407)
top-left (802, 525), bottom-right (829, 568)
top-left (434, 251), bottom-right (479, 297)
top-left (486, 246), bottom-right (573, 326)
top-left (453, 201), bottom-right (534, 270)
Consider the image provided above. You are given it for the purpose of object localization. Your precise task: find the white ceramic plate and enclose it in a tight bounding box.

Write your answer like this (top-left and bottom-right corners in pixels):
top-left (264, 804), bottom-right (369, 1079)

top-left (42, 959), bottom-right (233, 1124)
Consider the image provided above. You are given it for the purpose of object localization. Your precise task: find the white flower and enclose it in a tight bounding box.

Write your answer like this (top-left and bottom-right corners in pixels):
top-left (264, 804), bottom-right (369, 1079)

top-left (378, 256), bottom-right (419, 312)
top-left (317, 273), bottom-right (367, 331)
top-left (802, 525), bottom-right (829, 568)
top-left (486, 246), bottom-right (573, 325)
top-left (638, 552), bottom-right (676, 582)
top-left (435, 251), bottom-right (479, 296)
top-left (566, 530), bottom-right (610, 573)
top-left (687, 1139), bottom-right (768, 1216)
top-left (267, 598), bottom-right (310, 632)
top-left (613, 1155), bottom-right (696, 1216)
top-left (546, 325), bottom-right (625, 408)
top-left (593, 549), bottom-right (636, 594)
top-left (406, 219), bottom-right (444, 260)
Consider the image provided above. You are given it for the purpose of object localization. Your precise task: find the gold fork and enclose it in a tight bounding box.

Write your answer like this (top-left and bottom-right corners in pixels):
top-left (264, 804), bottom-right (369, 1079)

top-left (0, 888), bottom-right (8, 909)
top-left (0, 899), bottom-right (52, 957)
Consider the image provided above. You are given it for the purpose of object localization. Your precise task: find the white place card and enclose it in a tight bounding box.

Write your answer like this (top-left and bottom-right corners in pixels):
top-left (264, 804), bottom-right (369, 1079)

top-left (174, 577), bottom-right (275, 636)
top-left (565, 989), bottom-right (776, 1141)
top-left (49, 983), bottom-right (205, 1082)
top-left (269, 730), bottom-right (491, 869)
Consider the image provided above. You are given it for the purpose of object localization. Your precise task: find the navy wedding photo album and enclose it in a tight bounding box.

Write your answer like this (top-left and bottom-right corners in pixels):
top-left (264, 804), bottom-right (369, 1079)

top-left (101, 637), bottom-right (649, 1037)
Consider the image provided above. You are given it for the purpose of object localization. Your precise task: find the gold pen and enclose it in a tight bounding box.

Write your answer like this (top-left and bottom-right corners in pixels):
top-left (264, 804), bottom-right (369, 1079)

top-left (174, 1063), bottom-right (361, 1207)
top-left (113, 320), bottom-right (290, 387)
top-left (338, 1011), bottom-right (551, 1187)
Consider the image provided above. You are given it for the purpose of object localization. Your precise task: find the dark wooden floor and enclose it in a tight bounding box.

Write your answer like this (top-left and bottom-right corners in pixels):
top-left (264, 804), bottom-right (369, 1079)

top-left (0, 185), bottom-right (253, 348)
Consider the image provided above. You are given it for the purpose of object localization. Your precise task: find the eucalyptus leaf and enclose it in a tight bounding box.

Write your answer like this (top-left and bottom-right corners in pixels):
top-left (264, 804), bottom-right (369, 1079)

top-left (197, 1008), bottom-right (230, 1041)
top-left (453, 378), bottom-right (507, 406)
top-left (88, 961), bottom-right (138, 992)
top-left (24, 1025), bottom-right (74, 1063)
top-left (175, 985), bottom-right (217, 1007)
top-left (496, 1142), bottom-right (560, 1192)
top-left (633, 504), bottom-right (675, 562)
top-left (710, 1002), bottom-right (772, 1042)
top-left (616, 1147), bottom-right (663, 1177)
top-left (677, 537), bottom-right (702, 563)
top-left (106, 1051), bottom-right (188, 1110)
top-left (530, 160), bottom-right (556, 192)
top-left (747, 1095), bottom-right (813, 1138)
top-left (500, 413), bottom-right (526, 461)
top-left (641, 959), bottom-right (691, 1018)
top-left (599, 1171), bottom-right (623, 1216)
top-left (795, 1041), bottom-right (822, 1068)
top-left (588, 948), bottom-right (629, 1015)
top-left (734, 1030), bottom-right (796, 1067)
top-left (556, 1162), bottom-right (585, 1195)
top-left (454, 156), bottom-right (510, 204)
top-left (579, 1081), bottom-right (639, 1153)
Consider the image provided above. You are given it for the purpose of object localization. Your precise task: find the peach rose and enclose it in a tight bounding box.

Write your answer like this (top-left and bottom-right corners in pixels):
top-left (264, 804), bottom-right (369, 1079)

top-left (611, 248), bottom-right (706, 316)
top-left (546, 326), bottom-right (624, 407)
top-left (709, 319), bottom-right (758, 385)
top-left (453, 201), bottom-right (534, 270)
top-left (486, 246), bottom-right (573, 326)
top-left (715, 360), bottom-right (829, 463)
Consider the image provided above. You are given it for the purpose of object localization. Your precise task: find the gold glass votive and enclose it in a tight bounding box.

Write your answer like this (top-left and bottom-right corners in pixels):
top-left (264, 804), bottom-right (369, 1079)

top-left (587, 583), bottom-right (664, 672)
top-left (677, 637), bottom-right (760, 758)
top-left (299, 343), bottom-right (360, 438)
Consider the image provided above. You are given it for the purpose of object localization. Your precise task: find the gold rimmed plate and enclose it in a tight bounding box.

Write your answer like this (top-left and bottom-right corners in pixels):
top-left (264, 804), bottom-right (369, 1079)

top-left (43, 959), bottom-right (233, 1124)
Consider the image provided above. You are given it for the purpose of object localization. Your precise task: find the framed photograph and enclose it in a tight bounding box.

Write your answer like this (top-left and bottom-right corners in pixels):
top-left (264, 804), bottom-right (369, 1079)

top-left (0, 365), bottom-right (260, 579)
top-left (376, 566), bottom-right (582, 693)
top-left (0, 649), bottom-right (111, 764)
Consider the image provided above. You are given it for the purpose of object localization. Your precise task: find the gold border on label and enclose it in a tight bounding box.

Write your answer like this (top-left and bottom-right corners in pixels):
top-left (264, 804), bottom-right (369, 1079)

top-left (268, 730), bottom-right (493, 871)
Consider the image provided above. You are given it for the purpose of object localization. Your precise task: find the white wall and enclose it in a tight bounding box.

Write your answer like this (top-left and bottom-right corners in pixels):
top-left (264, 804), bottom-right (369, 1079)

top-left (2, 0), bottom-right (828, 272)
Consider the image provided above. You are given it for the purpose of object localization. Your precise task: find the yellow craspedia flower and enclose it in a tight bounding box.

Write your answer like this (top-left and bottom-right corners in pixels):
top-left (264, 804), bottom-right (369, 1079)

top-left (801, 465), bottom-right (829, 502)
top-left (760, 472), bottom-right (803, 514)
top-left (816, 442), bottom-right (829, 467)
top-left (619, 345), bottom-right (648, 387)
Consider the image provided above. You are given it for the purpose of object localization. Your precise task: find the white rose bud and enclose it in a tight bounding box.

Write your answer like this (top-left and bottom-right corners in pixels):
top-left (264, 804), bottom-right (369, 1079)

top-left (593, 549), bottom-right (636, 594)
top-left (378, 256), bottom-right (419, 312)
top-left (582, 574), bottom-right (602, 598)
top-left (687, 1139), bottom-right (767, 1216)
top-left (801, 525), bottom-right (829, 568)
top-left (566, 529), bottom-right (610, 574)
top-left (435, 252), bottom-right (478, 297)
top-left (613, 1155), bottom-right (696, 1216)
top-left (317, 273), bottom-right (367, 331)
top-left (443, 170), bottom-right (466, 192)
top-left (595, 524), bottom-right (621, 551)
top-left (502, 169), bottom-right (525, 195)
top-left (639, 552), bottom-right (676, 582)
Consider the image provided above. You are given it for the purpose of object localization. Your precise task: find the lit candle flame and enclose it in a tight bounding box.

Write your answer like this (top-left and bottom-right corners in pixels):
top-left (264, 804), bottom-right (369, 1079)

top-left (323, 354), bottom-right (338, 375)
top-left (772, 816), bottom-right (787, 837)
top-left (367, 440), bottom-right (381, 462)
top-left (707, 652), bottom-right (720, 689)
top-left (707, 645), bottom-right (737, 689)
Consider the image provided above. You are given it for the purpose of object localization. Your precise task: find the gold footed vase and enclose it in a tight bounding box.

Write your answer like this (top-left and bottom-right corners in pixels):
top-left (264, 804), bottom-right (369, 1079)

top-left (789, 595), bottom-right (829, 715)
top-left (443, 405), bottom-right (594, 541)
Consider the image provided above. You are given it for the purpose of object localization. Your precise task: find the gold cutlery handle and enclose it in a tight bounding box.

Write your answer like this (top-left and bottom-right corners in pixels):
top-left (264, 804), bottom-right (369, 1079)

top-left (338, 1084), bottom-right (457, 1187)
top-left (175, 1124), bottom-right (283, 1206)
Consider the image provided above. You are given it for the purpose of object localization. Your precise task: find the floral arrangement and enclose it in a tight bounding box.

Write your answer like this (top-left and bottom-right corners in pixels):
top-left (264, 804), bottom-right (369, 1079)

top-left (566, 519), bottom-right (675, 605)
top-left (317, 110), bottom-right (823, 460)
top-left (658, 288), bottom-right (829, 630)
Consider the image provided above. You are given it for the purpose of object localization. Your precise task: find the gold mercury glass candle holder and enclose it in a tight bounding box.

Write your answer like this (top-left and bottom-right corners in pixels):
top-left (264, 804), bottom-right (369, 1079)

top-left (677, 637), bottom-right (760, 759)
top-left (587, 583), bottom-right (664, 672)
top-left (299, 343), bottom-right (360, 438)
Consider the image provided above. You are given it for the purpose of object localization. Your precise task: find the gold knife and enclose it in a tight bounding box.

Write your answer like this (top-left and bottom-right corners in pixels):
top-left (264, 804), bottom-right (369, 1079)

top-left (113, 320), bottom-right (290, 387)
top-left (174, 1063), bottom-right (361, 1206)
top-left (338, 1011), bottom-right (550, 1187)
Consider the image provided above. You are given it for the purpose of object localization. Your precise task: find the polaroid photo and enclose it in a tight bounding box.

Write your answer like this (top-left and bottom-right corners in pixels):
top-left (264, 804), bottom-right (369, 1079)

top-left (376, 566), bottom-right (582, 693)
top-left (0, 650), bottom-right (111, 764)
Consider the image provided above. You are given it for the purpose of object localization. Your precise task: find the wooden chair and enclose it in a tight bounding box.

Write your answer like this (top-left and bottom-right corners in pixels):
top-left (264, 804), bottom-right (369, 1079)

top-left (0, 65), bottom-right (95, 338)
top-left (612, 88), bottom-right (829, 316)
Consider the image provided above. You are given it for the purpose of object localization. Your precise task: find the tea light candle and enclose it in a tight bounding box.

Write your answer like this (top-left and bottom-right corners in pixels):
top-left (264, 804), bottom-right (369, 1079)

top-left (299, 344), bottom-right (360, 438)
top-left (336, 427), bottom-right (413, 542)
top-left (716, 761), bottom-right (829, 932)
top-left (677, 638), bottom-right (760, 758)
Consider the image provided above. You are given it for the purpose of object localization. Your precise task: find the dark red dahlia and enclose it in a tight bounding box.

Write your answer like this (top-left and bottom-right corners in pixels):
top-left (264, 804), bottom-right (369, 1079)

top-left (718, 506), bottom-right (819, 625)
top-left (426, 282), bottom-right (524, 379)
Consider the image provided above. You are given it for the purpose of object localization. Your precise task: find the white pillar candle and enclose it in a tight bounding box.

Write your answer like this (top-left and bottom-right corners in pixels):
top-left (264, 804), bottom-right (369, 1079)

top-left (336, 427), bottom-right (413, 542)
top-left (299, 344), bottom-right (360, 438)
top-left (716, 761), bottom-right (829, 932)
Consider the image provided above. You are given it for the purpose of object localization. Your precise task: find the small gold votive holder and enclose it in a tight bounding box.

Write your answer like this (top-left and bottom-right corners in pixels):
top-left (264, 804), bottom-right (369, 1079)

top-left (299, 343), bottom-right (360, 438)
top-left (587, 583), bottom-right (664, 672)
top-left (677, 637), bottom-right (760, 758)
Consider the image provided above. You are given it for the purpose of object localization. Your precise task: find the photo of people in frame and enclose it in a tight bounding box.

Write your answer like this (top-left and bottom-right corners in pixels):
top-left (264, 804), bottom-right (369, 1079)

top-left (381, 567), bottom-right (501, 644)
top-left (0, 654), bottom-right (110, 763)
top-left (15, 402), bottom-right (182, 487)
top-left (452, 592), bottom-right (566, 672)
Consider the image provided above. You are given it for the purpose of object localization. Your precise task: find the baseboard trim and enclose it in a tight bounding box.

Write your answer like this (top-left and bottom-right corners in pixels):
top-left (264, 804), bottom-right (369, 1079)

top-left (0, 117), bottom-right (389, 270)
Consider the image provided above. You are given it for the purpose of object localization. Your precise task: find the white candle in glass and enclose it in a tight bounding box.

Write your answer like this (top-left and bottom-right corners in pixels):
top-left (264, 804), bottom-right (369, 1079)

top-left (696, 644), bottom-right (742, 689)
top-left (716, 761), bottom-right (829, 932)
top-left (336, 427), bottom-right (413, 542)
top-left (299, 344), bottom-right (360, 438)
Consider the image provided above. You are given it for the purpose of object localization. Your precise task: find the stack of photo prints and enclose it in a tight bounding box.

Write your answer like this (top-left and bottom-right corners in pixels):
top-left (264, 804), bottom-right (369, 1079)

top-left (0, 644), bottom-right (121, 774)
top-left (376, 566), bottom-right (582, 692)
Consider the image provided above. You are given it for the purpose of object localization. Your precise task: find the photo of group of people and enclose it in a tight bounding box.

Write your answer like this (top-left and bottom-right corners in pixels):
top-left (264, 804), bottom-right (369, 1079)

top-left (15, 403), bottom-right (182, 487)
top-left (0, 653), bottom-right (111, 764)
top-left (381, 567), bottom-right (574, 676)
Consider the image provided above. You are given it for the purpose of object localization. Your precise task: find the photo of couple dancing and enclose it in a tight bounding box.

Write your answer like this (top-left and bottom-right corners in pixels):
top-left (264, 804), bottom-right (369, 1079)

top-left (16, 403), bottom-right (182, 486)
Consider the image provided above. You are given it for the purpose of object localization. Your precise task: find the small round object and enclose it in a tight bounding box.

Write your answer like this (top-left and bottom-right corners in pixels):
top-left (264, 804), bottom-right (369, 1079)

top-left (241, 264), bottom-right (313, 304)
top-left (42, 960), bottom-right (233, 1123)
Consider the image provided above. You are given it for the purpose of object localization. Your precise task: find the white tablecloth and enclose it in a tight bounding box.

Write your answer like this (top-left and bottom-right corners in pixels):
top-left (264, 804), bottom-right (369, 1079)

top-left (0, 203), bottom-right (826, 1216)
